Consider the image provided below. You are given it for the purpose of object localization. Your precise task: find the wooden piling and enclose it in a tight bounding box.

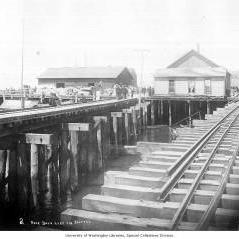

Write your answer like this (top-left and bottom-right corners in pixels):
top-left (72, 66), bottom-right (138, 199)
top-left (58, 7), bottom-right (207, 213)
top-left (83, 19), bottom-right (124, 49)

top-left (122, 109), bottom-right (130, 145)
top-left (88, 127), bottom-right (97, 173)
top-left (207, 100), bottom-right (210, 114)
top-left (25, 133), bottom-right (57, 207)
top-left (111, 112), bottom-right (123, 155)
top-left (30, 143), bottom-right (38, 207)
top-left (161, 100), bottom-right (163, 117)
top-left (157, 100), bottom-right (161, 124)
top-left (130, 107), bottom-right (138, 139)
top-left (199, 101), bottom-right (202, 120)
top-left (0, 150), bottom-right (7, 204)
top-left (59, 130), bottom-right (70, 200)
top-left (69, 130), bottom-right (79, 191)
top-left (142, 103), bottom-right (147, 128)
top-left (188, 100), bottom-right (192, 127)
top-left (94, 116), bottom-right (109, 168)
top-left (150, 100), bottom-right (155, 125)
top-left (47, 145), bottom-right (59, 200)
top-left (168, 100), bottom-right (172, 127)
top-left (62, 123), bottom-right (91, 190)
top-left (16, 142), bottom-right (29, 212)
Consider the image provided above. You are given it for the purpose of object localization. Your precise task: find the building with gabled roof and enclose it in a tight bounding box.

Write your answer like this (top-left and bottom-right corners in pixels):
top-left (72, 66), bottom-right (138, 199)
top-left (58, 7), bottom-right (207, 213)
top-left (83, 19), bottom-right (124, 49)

top-left (38, 66), bottom-right (137, 88)
top-left (154, 49), bottom-right (231, 97)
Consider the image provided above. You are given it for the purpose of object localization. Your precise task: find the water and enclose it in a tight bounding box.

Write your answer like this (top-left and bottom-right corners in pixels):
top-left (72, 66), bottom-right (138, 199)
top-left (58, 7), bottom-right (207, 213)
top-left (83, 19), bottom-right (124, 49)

top-left (0, 125), bottom-right (172, 230)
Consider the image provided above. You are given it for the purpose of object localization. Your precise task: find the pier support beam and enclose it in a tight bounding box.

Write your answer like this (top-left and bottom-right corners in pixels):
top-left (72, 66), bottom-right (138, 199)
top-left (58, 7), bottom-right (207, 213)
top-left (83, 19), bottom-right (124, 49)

top-left (0, 150), bottom-right (7, 204)
top-left (62, 123), bottom-right (91, 191)
top-left (59, 130), bottom-right (70, 200)
top-left (168, 101), bottom-right (172, 127)
top-left (93, 116), bottom-right (108, 170)
top-left (142, 102), bottom-right (150, 128)
top-left (122, 109), bottom-right (132, 145)
top-left (207, 101), bottom-right (211, 114)
top-left (188, 100), bottom-right (192, 127)
top-left (199, 102), bottom-right (202, 120)
top-left (157, 100), bottom-right (161, 124)
top-left (25, 133), bottom-right (57, 207)
top-left (111, 112), bottom-right (123, 156)
top-left (150, 100), bottom-right (155, 125)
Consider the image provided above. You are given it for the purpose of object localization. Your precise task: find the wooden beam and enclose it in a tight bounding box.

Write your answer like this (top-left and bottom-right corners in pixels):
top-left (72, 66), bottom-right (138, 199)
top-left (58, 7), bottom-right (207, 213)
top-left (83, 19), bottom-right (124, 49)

top-left (111, 112), bottom-right (123, 118)
top-left (188, 100), bottom-right (192, 127)
top-left (150, 100), bottom-right (155, 125)
top-left (168, 101), bottom-right (172, 127)
top-left (124, 111), bottom-right (130, 144)
top-left (59, 130), bottom-right (70, 201)
top-left (62, 123), bottom-right (91, 132)
top-left (69, 130), bottom-right (79, 192)
top-left (0, 150), bottom-right (7, 203)
top-left (111, 112), bottom-right (123, 155)
top-left (207, 101), bottom-right (210, 114)
top-left (25, 133), bottom-right (57, 145)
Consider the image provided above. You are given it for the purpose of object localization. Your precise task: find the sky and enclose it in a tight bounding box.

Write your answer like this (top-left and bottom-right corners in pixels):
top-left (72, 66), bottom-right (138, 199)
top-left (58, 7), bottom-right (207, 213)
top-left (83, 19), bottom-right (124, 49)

top-left (1, 0), bottom-right (239, 88)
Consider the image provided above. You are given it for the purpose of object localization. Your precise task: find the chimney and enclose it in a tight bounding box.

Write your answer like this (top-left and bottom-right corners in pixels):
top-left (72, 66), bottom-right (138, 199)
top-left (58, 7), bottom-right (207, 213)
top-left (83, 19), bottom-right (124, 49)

top-left (196, 43), bottom-right (200, 53)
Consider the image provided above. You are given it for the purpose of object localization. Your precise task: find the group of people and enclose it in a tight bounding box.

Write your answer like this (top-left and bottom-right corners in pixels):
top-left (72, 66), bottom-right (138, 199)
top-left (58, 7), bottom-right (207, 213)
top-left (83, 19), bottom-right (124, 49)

top-left (113, 84), bottom-right (136, 99)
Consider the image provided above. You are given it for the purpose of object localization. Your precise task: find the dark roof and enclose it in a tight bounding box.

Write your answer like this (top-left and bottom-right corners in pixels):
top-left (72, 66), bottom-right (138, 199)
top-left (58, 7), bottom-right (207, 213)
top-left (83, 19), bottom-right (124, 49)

top-left (154, 67), bottom-right (227, 78)
top-left (38, 66), bottom-right (127, 79)
top-left (167, 49), bottom-right (219, 68)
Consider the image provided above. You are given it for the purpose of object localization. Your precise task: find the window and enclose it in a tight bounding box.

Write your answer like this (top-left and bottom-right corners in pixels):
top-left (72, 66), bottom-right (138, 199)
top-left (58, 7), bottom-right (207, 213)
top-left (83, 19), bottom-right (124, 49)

top-left (169, 80), bottom-right (175, 94)
top-left (205, 80), bottom-right (211, 95)
top-left (56, 83), bottom-right (65, 88)
top-left (188, 80), bottom-right (195, 93)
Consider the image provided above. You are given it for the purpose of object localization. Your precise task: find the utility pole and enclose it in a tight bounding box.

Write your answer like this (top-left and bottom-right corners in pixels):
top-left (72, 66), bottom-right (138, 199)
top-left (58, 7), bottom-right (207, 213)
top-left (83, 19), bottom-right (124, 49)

top-left (21, 17), bottom-right (25, 109)
top-left (134, 49), bottom-right (149, 108)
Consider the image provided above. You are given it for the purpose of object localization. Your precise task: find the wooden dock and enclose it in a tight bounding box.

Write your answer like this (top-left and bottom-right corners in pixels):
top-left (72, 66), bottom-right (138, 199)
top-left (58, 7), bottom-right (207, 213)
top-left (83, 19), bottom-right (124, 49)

top-left (61, 100), bottom-right (239, 230)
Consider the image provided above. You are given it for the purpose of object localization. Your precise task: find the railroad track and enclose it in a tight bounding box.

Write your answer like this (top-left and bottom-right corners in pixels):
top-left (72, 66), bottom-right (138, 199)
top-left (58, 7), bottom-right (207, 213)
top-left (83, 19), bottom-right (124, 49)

top-left (61, 101), bottom-right (239, 231)
top-left (0, 98), bottom-right (137, 125)
top-left (159, 103), bottom-right (239, 230)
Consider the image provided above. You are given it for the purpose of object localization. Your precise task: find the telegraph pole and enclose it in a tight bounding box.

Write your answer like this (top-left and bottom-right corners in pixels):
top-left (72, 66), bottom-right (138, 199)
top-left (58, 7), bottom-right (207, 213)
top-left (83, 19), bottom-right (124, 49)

top-left (134, 49), bottom-right (149, 108)
top-left (20, 13), bottom-right (25, 109)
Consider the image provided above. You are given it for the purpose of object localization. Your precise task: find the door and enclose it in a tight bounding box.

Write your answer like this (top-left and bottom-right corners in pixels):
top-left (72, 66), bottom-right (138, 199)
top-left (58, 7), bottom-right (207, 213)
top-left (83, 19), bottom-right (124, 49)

top-left (169, 80), bottom-right (175, 94)
top-left (205, 80), bottom-right (211, 95)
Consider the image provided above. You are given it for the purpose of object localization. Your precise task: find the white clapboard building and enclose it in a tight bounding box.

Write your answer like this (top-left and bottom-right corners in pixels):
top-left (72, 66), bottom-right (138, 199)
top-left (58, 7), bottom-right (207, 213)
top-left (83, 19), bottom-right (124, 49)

top-left (154, 50), bottom-right (231, 97)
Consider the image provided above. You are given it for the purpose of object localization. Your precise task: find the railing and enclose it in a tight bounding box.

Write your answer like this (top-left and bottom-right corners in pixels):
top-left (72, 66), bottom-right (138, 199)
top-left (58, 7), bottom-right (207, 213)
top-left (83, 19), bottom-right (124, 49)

top-left (171, 111), bottom-right (201, 128)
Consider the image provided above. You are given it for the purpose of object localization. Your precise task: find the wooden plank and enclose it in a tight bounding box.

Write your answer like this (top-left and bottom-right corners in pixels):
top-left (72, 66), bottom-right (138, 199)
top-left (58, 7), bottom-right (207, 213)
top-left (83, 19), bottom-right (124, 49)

top-left (122, 109), bottom-right (132, 114)
top-left (93, 116), bottom-right (108, 122)
top-left (0, 98), bottom-right (137, 125)
top-left (62, 123), bottom-right (91, 132)
top-left (25, 133), bottom-right (57, 145)
top-left (111, 112), bottom-right (123, 118)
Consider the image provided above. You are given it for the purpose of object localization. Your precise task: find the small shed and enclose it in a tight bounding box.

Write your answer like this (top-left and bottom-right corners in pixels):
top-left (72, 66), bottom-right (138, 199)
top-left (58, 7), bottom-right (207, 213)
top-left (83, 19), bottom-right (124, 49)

top-left (154, 50), bottom-right (231, 97)
top-left (38, 66), bottom-right (137, 88)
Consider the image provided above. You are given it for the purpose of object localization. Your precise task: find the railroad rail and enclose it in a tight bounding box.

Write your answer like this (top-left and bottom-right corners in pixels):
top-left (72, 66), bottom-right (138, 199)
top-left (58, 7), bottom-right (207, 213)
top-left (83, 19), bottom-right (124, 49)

top-left (61, 100), bottom-right (239, 230)
top-left (164, 104), bottom-right (239, 230)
